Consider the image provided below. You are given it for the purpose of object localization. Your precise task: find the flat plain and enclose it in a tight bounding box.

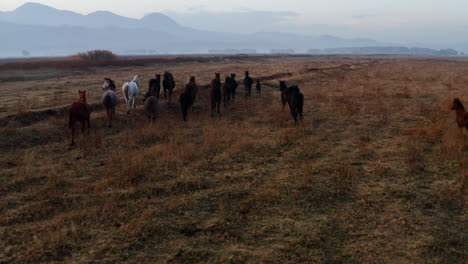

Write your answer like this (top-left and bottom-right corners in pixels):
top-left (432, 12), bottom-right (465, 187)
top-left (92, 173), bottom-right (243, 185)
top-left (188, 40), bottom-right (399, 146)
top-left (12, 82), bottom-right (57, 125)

top-left (0, 55), bottom-right (466, 263)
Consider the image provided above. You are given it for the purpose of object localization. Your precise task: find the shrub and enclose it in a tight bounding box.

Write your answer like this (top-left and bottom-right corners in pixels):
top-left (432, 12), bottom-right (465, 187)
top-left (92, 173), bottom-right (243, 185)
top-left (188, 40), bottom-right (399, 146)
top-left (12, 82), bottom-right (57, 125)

top-left (76, 50), bottom-right (117, 61)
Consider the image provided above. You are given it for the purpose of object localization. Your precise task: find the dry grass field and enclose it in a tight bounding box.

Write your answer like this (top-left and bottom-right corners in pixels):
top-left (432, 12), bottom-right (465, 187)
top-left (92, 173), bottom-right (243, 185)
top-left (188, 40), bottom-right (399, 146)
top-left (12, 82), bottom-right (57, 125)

top-left (0, 55), bottom-right (466, 263)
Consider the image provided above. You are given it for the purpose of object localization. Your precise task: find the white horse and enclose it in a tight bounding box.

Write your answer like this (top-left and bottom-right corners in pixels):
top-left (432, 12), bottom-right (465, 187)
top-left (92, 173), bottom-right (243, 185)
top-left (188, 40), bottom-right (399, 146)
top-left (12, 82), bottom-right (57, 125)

top-left (122, 75), bottom-right (141, 114)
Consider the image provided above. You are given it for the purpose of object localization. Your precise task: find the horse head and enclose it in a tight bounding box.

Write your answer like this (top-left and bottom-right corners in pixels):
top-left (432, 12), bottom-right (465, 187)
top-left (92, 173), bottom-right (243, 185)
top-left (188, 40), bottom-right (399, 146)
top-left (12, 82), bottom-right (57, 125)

top-left (279, 81), bottom-right (287, 91)
top-left (102, 78), bottom-right (116, 91)
top-left (133, 75), bottom-right (141, 87)
top-left (78, 90), bottom-right (87, 103)
top-left (452, 98), bottom-right (465, 110)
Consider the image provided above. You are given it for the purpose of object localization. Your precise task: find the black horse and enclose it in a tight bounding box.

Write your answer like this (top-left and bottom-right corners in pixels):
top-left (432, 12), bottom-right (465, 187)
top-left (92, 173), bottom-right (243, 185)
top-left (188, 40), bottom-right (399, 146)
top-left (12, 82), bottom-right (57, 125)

top-left (244, 71), bottom-right (254, 97)
top-left (285, 85), bottom-right (304, 123)
top-left (163, 71), bottom-right (176, 102)
top-left (180, 76), bottom-right (198, 121)
top-left (210, 73), bottom-right (222, 116)
top-left (147, 74), bottom-right (161, 99)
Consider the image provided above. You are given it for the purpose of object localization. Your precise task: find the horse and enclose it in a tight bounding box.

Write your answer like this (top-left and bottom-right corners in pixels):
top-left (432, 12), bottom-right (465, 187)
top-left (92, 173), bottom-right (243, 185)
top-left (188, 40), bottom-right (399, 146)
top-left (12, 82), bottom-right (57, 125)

top-left (210, 72), bottom-right (222, 116)
top-left (230, 73), bottom-right (238, 100)
top-left (122, 75), bottom-right (141, 114)
top-left (279, 81), bottom-right (288, 109)
top-left (144, 96), bottom-right (159, 124)
top-left (223, 77), bottom-right (232, 107)
top-left (69, 90), bottom-right (90, 146)
top-left (147, 74), bottom-right (161, 100)
top-left (244, 71), bottom-right (254, 97)
top-left (188, 76), bottom-right (198, 103)
top-left (256, 79), bottom-right (262, 96)
top-left (285, 85), bottom-right (304, 123)
top-left (179, 76), bottom-right (197, 121)
top-left (163, 72), bottom-right (176, 102)
top-left (451, 98), bottom-right (468, 138)
top-left (101, 78), bottom-right (119, 128)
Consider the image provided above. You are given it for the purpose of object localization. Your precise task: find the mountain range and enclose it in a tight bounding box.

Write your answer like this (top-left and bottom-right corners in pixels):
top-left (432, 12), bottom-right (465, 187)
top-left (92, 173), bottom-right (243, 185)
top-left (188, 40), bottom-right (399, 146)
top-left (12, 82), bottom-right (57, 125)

top-left (0, 2), bottom-right (458, 58)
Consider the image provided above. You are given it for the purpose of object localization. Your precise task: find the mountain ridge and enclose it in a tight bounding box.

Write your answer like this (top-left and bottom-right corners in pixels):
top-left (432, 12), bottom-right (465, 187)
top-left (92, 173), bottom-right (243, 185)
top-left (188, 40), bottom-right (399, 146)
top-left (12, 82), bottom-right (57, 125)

top-left (0, 2), bottom-right (459, 57)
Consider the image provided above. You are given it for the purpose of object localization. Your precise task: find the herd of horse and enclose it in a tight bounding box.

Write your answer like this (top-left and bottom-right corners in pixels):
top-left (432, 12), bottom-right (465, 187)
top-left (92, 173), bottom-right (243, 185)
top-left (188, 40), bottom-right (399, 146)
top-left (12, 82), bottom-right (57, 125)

top-left (68, 70), bottom-right (466, 146)
top-left (67, 70), bottom-right (304, 145)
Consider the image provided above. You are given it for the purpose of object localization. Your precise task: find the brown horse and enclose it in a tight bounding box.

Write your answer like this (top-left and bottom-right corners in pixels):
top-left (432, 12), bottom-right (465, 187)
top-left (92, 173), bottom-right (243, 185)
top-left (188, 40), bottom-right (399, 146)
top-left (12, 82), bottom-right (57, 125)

top-left (69, 90), bottom-right (90, 145)
top-left (279, 81), bottom-right (288, 109)
top-left (144, 96), bottom-right (159, 124)
top-left (451, 98), bottom-right (468, 139)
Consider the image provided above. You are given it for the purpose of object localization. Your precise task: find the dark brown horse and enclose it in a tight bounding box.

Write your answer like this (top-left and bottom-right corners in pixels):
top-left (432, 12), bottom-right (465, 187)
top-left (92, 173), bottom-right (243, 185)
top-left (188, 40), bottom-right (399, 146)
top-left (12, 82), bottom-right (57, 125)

top-left (256, 79), bottom-right (261, 96)
top-left (180, 76), bottom-right (197, 121)
top-left (230, 73), bottom-right (238, 100)
top-left (144, 96), bottom-right (159, 124)
top-left (210, 72), bottom-right (222, 116)
top-left (163, 72), bottom-right (176, 102)
top-left (451, 98), bottom-right (468, 138)
top-left (280, 81), bottom-right (288, 109)
top-left (223, 76), bottom-right (232, 107)
top-left (69, 90), bottom-right (90, 145)
top-left (147, 74), bottom-right (161, 99)
top-left (244, 71), bottom-right (254, 97)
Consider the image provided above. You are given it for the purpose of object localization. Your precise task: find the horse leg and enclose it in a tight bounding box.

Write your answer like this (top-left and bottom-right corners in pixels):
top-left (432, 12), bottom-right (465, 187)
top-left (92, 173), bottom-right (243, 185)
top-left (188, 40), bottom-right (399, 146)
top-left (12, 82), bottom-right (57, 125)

top-left (106, 108), bottom-right (110, 128)
top-left (87, 117), bottom-right (90, 134)
top-left (70, 122), bottom-right (75, 146)
top-left (127, 99), bottom-right (131, 114)
top-left (211, 101), bottom-right (214, 117)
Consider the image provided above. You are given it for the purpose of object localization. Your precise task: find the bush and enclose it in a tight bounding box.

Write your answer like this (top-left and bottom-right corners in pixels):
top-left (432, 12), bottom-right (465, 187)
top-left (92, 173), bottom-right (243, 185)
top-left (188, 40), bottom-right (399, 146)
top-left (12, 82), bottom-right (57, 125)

top-left (76, 50), bottom-right (117, 61)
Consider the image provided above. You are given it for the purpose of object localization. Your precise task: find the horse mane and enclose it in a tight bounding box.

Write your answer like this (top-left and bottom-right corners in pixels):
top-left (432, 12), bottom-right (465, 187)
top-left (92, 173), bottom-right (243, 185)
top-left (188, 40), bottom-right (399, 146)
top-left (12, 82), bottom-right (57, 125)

top-left (455, 98), bottom-right (465, 110)
top-left (105, 78), bottom-right (116, 90)
top-left (289, 85), bottom-right (300, 93)
top-left (164, 72), bottom-right (173, 79)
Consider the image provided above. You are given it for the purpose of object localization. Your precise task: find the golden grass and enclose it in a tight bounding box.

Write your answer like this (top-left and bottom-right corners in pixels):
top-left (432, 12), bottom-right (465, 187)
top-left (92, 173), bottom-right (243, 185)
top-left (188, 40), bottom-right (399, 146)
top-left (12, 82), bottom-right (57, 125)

top-left (0, 55), bottom-right (467, 263)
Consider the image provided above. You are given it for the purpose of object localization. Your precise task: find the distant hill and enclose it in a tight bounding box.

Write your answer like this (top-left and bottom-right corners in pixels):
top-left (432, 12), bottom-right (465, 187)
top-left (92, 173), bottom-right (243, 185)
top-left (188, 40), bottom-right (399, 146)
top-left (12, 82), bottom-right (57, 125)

top-left (0, 2), bottom-right (186, 32)
top-left (0, 2), bottom-right (458, 58)
top-left (309, 46), bottom-right (459, 55)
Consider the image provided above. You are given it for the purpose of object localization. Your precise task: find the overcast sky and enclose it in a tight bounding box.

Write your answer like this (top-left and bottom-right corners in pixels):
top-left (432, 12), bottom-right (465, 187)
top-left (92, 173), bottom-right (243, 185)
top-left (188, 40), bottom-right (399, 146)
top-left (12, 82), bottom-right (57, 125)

top-left (2, 0), bottom-right (468, 45)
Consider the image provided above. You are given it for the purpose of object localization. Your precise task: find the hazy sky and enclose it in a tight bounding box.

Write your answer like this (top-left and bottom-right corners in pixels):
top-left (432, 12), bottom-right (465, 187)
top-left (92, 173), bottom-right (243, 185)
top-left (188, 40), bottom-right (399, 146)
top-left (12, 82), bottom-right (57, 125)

top-left (2, 0), bottom-right (468, 44)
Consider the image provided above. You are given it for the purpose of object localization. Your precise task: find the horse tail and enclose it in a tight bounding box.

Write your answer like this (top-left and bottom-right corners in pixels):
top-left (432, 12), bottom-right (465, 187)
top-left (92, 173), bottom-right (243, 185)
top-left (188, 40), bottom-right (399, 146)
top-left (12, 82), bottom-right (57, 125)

top-left (122, 82), bottom-right (130, 103)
